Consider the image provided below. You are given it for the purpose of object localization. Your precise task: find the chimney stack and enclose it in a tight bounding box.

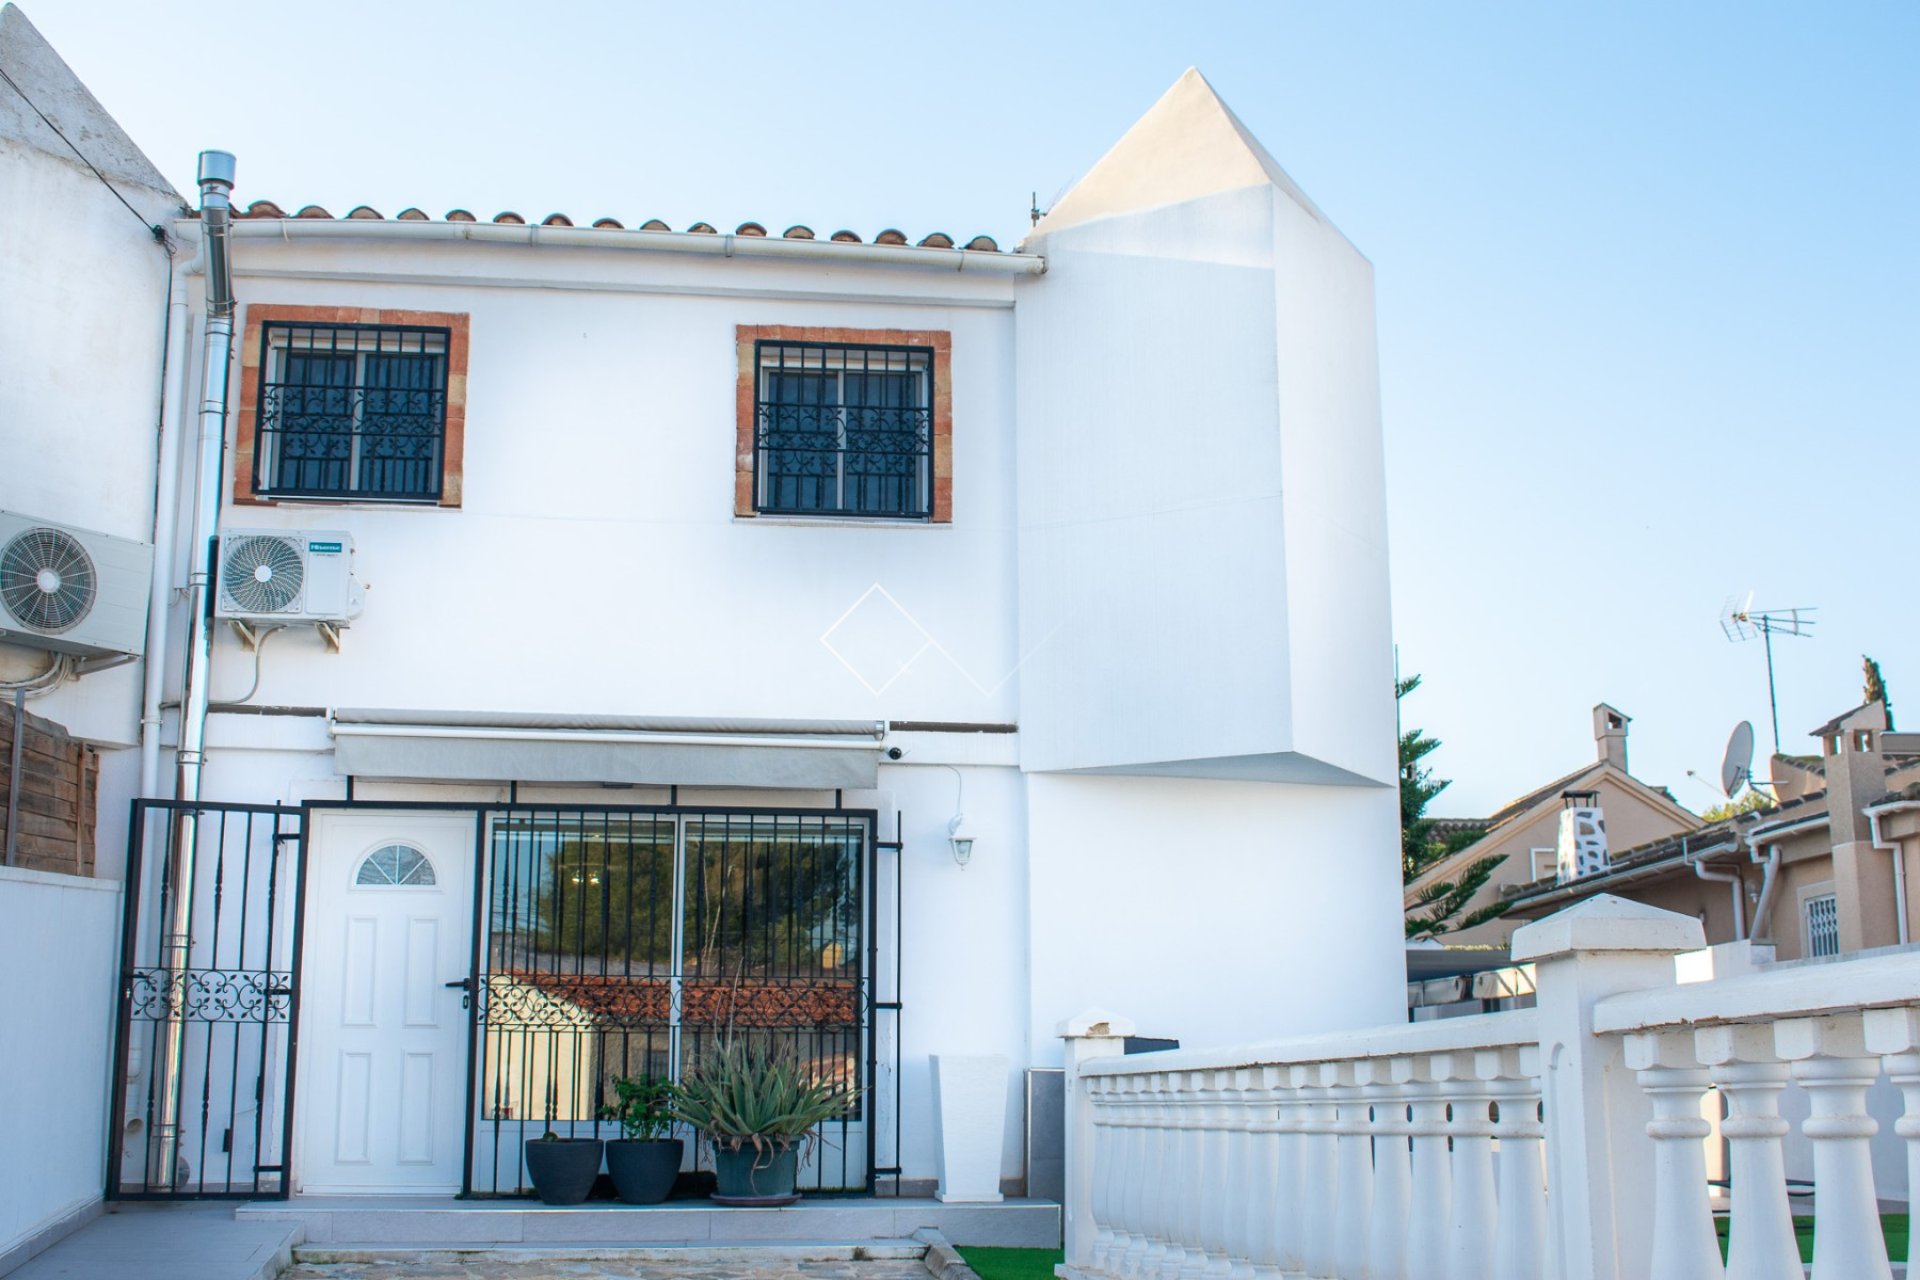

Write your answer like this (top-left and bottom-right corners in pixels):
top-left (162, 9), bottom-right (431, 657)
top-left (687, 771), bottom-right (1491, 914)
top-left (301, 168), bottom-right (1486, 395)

top-left (1594, 703), bottom-right (1630, 774)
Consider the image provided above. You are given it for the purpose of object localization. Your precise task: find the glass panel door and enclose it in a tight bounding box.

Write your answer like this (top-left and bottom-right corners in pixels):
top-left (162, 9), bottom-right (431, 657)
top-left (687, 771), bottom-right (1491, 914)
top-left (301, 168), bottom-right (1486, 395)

top-left (469, 809), bottom-right (869, 1195)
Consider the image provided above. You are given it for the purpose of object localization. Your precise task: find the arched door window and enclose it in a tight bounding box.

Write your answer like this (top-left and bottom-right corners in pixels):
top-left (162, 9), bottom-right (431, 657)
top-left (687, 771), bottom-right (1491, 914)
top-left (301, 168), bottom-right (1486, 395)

top-left (354, 843), bottom-right (437, 887)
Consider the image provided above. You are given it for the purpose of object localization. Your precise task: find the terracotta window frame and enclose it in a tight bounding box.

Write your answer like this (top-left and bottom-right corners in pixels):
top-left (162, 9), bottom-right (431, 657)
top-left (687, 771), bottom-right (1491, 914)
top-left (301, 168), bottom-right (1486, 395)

top-left (234, 304), bottom-right (470, 507)
top-left (735, 325), bottom-right (951, 523)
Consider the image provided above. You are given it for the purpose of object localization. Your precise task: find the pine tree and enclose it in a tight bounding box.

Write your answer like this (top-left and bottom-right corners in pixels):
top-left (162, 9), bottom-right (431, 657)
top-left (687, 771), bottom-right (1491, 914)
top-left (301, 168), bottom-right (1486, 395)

top-left (1864, 655), bottom-right (1894, 729)
top-left (1399, 673), bottom-right (1510, 940)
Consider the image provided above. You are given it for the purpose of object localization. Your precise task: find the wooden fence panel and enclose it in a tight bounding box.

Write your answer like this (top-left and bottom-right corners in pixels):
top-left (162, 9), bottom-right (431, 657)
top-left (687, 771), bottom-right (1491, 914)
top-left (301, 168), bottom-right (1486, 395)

top-left (0, 704), bottom-right (98, 876)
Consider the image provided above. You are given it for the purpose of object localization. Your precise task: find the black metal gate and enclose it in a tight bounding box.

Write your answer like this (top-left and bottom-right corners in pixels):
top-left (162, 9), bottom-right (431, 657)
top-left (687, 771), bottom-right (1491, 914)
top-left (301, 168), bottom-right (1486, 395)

top-left (463, 804), bottom-right (895, 1196)
top-left (107, 799), bottom-right (307, 1199)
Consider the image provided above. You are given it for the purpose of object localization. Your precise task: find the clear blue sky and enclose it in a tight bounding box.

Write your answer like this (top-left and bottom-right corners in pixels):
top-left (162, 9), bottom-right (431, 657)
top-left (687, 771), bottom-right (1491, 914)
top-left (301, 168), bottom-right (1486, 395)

top-left (28, 0), bottom-right (1918, 814)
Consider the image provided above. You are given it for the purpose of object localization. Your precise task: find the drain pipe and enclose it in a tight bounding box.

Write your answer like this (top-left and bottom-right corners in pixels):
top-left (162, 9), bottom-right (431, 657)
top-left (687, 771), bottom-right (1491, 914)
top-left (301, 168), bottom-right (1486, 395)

top-left (150, 150), bottom-right (236, 1189)
top-left (139, 241), bottom-right (199, 798)
top-left (1745, 813), bottom-right (1828, 945)
top-left (1866, 800), bottom-right (1918, 946)
top-left (1684, 839), bottom-right (1746, 940)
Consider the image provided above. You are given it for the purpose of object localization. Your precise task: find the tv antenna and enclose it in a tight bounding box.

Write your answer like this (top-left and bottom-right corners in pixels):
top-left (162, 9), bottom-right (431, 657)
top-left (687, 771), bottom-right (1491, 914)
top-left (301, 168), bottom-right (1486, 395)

top-left (1720, 593), bottom-right (1816, 756)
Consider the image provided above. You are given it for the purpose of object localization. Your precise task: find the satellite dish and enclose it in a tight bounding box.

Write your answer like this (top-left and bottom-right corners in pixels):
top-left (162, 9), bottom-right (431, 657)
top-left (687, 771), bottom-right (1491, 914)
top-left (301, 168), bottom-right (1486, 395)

top-left (1721, 721), bottom-right (1755, 797)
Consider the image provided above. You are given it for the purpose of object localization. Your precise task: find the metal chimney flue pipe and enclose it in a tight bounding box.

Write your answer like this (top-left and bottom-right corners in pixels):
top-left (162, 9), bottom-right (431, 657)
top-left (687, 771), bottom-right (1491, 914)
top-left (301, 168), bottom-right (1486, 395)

top-left (150, 150), bottom-right (238, 1191)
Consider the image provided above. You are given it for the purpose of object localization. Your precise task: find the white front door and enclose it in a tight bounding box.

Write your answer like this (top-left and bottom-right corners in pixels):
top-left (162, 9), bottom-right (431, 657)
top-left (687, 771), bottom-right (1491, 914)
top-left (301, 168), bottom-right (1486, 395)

top-left (298, 812), bottom-right (475, 1194)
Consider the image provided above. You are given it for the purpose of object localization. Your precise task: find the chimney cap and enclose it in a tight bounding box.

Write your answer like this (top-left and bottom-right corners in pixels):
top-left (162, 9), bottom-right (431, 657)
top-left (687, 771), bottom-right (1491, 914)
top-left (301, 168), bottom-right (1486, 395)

top-left (197, 150), bottom-right (236, 190)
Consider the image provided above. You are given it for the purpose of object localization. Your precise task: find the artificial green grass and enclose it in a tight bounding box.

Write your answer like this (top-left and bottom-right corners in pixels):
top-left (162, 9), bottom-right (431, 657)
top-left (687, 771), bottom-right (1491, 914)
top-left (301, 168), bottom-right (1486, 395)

top-left (1713, 1213), bottom-right (1907, 1264)
top-left (958, 1245), bottom-right (1067, 1280)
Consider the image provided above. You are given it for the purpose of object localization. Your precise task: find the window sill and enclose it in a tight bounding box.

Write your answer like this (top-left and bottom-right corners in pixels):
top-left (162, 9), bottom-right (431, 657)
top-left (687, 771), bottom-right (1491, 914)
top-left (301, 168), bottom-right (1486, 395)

top-left (735, 515), bottom-right (949, 530)
top-left (247, 495), bottom-right (453, 511)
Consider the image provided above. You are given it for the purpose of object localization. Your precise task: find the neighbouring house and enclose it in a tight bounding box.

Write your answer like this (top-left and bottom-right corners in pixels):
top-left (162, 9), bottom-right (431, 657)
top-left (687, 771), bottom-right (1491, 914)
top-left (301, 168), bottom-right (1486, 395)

top-left (1, 4), bottom-right (1405, 1228)
top-left (1503, 697), bottom-right (1920, 962)
top-left (1405, 702), bottom-right (1700, 947)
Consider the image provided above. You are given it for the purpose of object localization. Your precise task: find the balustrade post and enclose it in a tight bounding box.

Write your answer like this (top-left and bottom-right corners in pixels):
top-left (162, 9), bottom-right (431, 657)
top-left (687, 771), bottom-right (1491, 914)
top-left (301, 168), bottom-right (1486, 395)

top-left (1776, 1016), bottom-right (1894, 1280)
top-left (1121, 1075), bottom-right (1158, 1278)
top-left (1245, 1066), bottom-right (1287, 1280)
top-left (1150, 1073), bottom-right (1191, 1280)
top-left (1221, 1068), bottom-right (1259, 1280)
top-left (1196, 1071), bottom-right (1237, 1280)
top-left (1089, 1076), bottom-right (1122, 1276)
top-left (1298, 1063), bottom-right (1340, 1280)
top-left (1133, 1073), bottom-right (1176, 1280)
top-left (1436, 1050), bottom-right (1498, 1280)
top-left (1487, 1047), bottom-right (1548, 1280)
top-left (1329, 1063), bottom-right (1375, 1279)
top-left (1402, 1064), bottom-right (1452, 1280)
top-left (1271, 1067), bottom-right (1312, 1279)
top-left (1060, 1011), bottom-right (1137, 1279)
top-left (1694, 1025), bottom-right (1798, 1280)
top-left (1513, 895), bottom-right (1704, 1280)
top-left (1362, 1059), bottom-right (1410, 1280)
top-left (1622, 1031), bottom-right (1724, 1280)
top-left (1176, 1072), bottom-right (1210, 1280)
top-left (1862, 1007), bottom-right (1920, 1275)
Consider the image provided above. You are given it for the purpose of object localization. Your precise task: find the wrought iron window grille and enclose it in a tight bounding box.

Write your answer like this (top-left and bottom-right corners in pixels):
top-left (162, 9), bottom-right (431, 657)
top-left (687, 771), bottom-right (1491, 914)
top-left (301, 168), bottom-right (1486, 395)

top-left (754, 341), bottom-right (933, 520)
top-left (254, 322), bottom-right (450, 502)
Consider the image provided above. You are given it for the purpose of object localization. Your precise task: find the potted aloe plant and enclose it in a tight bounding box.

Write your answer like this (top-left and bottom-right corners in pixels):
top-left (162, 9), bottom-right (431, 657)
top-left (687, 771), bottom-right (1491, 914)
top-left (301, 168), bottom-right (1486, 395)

top-left (523, 1129), bottom-right (604, 1205)
top-left (670, 1039), bottom-right (860, 1206)
top-left (599, 1073), bottom-right (683, 1204)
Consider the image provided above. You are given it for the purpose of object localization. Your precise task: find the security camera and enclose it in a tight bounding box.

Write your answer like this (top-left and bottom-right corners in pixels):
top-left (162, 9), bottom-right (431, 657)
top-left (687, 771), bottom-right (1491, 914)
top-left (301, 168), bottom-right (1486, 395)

top-left (886, 746), bottom-right (908, 760)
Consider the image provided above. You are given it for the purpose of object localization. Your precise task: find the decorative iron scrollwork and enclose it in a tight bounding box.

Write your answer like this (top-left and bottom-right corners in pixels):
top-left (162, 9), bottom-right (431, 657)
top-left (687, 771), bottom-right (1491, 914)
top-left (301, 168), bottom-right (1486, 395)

top-left (128, 968), bottom-right (293, 1023)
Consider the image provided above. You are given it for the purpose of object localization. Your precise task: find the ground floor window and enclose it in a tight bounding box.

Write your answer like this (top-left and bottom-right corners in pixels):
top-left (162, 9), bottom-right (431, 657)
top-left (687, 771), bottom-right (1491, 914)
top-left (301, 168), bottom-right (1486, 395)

top-left (1804, 891), bottom-right (1840, 958)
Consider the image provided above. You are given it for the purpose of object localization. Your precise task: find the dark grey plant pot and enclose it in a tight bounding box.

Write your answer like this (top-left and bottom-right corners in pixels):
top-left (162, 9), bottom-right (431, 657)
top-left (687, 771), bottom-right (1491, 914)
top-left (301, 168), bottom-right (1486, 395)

top-left (710, 1142), bottom-right (799, 1205)
top-left (606, 1138), bottom-right (683, 1205)
top-left (524, 1138), bottom-right (604, 1205)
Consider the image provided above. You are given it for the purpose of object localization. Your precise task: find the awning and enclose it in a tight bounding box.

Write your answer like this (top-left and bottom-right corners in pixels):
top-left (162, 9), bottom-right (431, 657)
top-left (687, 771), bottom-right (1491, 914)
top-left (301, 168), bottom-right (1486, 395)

top-left (329, 709), bottom-right (887, 790)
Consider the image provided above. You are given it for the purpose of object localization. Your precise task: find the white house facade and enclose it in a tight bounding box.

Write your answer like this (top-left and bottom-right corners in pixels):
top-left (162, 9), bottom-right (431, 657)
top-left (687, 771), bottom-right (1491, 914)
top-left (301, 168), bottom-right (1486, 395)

top-left (2, 29), bottom-right (1403, 1219)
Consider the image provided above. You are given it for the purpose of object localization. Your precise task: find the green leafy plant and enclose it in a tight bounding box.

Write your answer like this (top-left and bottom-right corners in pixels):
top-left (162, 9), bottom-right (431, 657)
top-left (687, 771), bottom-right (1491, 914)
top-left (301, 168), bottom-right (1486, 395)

top-left (669, 1038), bottom-right (860, 1157)
top-left (600, 1074), bottom-right (678, 1141)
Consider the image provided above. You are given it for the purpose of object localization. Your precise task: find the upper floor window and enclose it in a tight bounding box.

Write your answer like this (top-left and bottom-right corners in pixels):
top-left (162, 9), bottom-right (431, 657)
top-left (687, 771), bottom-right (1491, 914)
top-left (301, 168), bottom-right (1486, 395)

top-left (753, 341), bottom-right (933, 519)
top-left (254, 322), bottom-right (450, 502)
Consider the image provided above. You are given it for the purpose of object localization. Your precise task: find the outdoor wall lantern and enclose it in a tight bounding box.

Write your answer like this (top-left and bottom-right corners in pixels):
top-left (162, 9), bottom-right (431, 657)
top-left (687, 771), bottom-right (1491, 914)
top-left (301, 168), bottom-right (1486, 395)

top-left (943, 763), bottom-right (973, 867)
top-left (947, 813), bottom-right (975, 867)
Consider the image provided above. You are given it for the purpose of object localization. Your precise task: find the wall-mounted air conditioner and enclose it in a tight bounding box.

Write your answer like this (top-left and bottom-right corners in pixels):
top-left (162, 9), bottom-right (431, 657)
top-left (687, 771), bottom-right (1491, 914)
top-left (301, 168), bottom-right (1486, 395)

top-left (0, 512), bottom-right (153, 658)
top-left (216, 529), bottom-right (363, 626)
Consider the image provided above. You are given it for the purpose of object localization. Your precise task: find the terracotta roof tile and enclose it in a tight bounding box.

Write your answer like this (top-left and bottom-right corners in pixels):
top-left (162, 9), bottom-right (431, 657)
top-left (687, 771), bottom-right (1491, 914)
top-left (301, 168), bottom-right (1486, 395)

top-left (225, 202), bottom-right (1012, 254)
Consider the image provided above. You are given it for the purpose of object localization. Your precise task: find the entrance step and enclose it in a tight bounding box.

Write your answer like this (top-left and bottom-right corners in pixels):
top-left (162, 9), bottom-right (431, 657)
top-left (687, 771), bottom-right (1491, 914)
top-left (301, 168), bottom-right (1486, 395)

top-left (295, 1241), bottom-right (930, 1264)
top-left (235, 1196), bottom-right (1059, 1250)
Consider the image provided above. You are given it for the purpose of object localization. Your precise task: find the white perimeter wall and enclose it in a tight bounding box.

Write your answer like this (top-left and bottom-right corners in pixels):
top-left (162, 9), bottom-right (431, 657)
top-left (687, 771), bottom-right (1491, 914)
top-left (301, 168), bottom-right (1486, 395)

top-left (1024, 773), bottom-right (1405, 1060)
top-left (0, 867), bottom-right (120, 1260)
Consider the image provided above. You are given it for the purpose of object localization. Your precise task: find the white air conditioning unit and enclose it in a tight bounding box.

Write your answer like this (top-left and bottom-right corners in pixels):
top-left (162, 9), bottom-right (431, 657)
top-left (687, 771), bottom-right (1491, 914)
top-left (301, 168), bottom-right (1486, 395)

top-left (0, 512), bottom-right (153, 658)
top-left (216, 529), bottom-right (363, 625)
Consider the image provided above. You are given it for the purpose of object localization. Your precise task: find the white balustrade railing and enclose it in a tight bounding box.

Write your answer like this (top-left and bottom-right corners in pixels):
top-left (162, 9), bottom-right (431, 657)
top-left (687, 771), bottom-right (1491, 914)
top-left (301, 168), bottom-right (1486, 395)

top-left (1058, 897), bottom-right (1920, 1280)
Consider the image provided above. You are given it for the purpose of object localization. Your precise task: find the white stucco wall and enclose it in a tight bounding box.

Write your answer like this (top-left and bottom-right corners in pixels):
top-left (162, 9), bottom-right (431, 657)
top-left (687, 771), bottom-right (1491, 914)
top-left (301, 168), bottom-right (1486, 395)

top-left (1015, 186), bottom-right (1395, 786)
top-left (0, 867), bottom-right (121, 1260)
top-left (162, 237), bottom-right (1021, 731)
top-left (1023, 773), bottom-right (1405, 1060)
top-left (0, 9), bottom-right (179, 747)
